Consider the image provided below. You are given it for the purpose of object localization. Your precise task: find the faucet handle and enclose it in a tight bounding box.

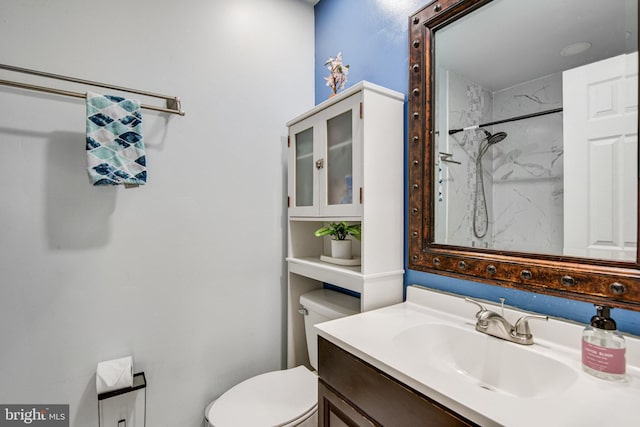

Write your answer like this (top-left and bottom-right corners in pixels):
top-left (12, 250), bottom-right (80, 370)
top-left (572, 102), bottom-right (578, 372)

top-left (514, 314), bottom-right (548, 337)
top-left (465, 297), bottom-right (488, 318)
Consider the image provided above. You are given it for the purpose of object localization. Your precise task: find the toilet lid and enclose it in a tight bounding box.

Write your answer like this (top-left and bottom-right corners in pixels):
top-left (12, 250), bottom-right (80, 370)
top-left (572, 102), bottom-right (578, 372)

top-left (207, 365), bottom-right (317, 427)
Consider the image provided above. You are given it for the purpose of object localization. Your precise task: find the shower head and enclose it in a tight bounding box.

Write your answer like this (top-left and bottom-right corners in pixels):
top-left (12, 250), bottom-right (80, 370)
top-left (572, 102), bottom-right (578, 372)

top-left (482, 129), bottom-right (508, 145)
top-left (478, 129), bottom-right (508, 160)
top-left (474, 129), bottom-right (508, 239)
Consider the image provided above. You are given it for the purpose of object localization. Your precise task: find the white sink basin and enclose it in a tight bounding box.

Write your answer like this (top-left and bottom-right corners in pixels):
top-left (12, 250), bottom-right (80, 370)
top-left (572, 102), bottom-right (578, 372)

top-left (317, 286), bottom-right (640, 426)
top-left (392, 323), bottom-right (578, 398)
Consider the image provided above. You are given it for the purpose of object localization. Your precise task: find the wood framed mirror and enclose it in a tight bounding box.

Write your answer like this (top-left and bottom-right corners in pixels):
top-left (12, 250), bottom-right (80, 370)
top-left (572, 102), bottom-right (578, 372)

top-left (408, 0), bottom-right (640, 310)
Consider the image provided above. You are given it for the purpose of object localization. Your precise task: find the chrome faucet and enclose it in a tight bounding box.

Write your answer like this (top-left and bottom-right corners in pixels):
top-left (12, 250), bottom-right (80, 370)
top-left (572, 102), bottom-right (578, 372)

top-left (465, 298), bottom-right (548, 345)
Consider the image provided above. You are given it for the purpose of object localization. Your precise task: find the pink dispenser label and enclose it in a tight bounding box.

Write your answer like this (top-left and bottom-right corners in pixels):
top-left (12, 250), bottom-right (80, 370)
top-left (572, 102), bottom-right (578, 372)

top-left (582, 341), bottom-right (626, 374)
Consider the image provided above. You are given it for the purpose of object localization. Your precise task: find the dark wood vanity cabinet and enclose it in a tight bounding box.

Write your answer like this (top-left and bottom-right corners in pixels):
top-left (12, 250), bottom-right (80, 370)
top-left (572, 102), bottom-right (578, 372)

top-left (318, 337), bottom-right (478, 427)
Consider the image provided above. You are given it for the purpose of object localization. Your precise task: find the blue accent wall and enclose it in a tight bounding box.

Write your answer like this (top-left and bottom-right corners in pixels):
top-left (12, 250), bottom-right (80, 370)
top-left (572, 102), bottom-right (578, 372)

top-left (315, 0), bottom-right (415, 99)
top-left (314, 0), bottom-right (640, 335)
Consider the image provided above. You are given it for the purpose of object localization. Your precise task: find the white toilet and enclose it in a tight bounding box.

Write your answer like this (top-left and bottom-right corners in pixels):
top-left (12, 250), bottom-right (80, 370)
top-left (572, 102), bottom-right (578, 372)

top-left (204, 288), bottom-right (360, 427)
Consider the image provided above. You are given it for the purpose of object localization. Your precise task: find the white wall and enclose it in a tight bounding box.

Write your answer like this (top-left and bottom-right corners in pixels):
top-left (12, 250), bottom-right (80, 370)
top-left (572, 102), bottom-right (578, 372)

top-left (0, 1), bottom-right (314, 426)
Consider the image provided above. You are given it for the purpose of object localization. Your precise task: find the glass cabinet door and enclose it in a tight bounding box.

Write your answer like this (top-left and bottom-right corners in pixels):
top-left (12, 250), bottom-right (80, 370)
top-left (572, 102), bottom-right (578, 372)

top-left (326, 110), bottom-right (353, 206)
top-left (294, 127), bottom-right (314, 208)
top-left (288, 92), bottom-right (362, 217)
top-left (319, 93), bottom-right (361, 217)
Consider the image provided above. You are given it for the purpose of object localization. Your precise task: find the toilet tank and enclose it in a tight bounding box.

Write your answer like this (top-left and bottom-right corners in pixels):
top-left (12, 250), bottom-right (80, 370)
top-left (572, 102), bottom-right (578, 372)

top-left (299, 289), bottom-right (360, 370)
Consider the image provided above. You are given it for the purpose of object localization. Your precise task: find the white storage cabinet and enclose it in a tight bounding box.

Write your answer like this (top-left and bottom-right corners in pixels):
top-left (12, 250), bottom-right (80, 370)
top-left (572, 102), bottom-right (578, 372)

top-left (286, 81), bottom-right (405, 367)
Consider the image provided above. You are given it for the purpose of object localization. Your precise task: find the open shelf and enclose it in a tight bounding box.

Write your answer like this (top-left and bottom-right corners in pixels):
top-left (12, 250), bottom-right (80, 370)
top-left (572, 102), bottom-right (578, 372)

top-left (288, 219), bottom-right (362, 272)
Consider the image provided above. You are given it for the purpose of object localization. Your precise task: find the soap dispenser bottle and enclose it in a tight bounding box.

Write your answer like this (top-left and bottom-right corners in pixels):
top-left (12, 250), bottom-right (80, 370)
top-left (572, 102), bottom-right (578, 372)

top-left (582, 305), bottom-right (626, 381)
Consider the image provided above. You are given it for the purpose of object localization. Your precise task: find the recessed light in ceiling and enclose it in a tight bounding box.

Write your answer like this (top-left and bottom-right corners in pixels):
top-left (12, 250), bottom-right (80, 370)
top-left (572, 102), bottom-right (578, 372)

top-left (560, 41), bottom-right (592, 57)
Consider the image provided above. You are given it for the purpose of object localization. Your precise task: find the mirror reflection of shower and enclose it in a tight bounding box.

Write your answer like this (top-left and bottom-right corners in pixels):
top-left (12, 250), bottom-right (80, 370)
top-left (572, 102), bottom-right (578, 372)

top-left (474, 130), bottom-right (508, 238)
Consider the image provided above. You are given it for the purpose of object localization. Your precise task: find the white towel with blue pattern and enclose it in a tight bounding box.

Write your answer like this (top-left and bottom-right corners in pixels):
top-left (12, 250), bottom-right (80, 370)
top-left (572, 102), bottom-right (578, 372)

top-left (86, 91), bottom-right (146, 186)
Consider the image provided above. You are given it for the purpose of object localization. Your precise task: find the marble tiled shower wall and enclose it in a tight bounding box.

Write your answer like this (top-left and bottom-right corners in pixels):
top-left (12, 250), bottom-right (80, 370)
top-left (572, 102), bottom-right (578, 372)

top-left (439, 70), bottom-right (493, 248)
top-left (492, 74), bottom-right (563, 254)
top-left (440, 71), bottom-right (563, 253)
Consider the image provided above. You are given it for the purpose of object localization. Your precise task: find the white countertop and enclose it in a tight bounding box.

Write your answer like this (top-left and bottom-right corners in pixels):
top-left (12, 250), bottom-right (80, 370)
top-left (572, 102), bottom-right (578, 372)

top-left (315, 285), bottom-right (640, 427)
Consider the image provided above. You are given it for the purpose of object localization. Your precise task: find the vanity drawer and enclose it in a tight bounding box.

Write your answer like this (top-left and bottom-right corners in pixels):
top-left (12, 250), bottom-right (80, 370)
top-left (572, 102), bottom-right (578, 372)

top-left (318, 337), bottom-right (478, 427)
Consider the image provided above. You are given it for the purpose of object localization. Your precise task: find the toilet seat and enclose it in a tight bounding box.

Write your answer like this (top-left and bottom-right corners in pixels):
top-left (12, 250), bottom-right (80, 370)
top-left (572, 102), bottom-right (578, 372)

top-left (206, 365), bottom-right (317, 427)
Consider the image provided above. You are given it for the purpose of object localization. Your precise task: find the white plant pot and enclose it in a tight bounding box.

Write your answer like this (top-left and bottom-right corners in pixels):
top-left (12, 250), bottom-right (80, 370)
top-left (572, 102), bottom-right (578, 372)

top-left (331, 239), bottom-right (353, 259)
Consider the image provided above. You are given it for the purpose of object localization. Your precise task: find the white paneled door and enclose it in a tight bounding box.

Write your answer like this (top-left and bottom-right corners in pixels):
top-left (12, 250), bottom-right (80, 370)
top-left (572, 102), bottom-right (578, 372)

top-left (563, 52), bottom-right (638, 261)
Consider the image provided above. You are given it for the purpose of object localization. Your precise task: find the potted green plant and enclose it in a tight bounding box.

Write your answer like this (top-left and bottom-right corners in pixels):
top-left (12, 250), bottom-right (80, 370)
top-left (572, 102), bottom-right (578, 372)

top-left (314, 222), bottom-right (361, 259)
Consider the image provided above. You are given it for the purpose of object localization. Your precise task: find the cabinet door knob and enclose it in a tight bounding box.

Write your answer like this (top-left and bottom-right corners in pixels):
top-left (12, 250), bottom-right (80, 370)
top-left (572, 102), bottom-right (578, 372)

top-left (315, 159), bottom-right (324, 170)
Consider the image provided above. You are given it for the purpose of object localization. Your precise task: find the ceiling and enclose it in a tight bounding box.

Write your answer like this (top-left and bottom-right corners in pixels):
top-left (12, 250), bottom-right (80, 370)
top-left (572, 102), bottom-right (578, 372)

top-left (436, 0), bottom-right (638, 92)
